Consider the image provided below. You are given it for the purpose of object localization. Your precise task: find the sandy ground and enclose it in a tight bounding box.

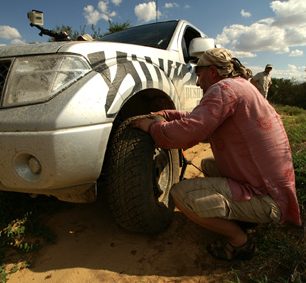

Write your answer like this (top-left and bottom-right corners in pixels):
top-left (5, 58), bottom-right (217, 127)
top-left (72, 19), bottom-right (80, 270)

top-left (7, 143), bottom-right (235, 283)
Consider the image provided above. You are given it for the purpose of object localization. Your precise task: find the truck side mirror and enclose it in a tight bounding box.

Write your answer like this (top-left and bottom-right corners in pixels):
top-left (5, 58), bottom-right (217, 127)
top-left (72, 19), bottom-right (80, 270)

top-left (27, 10), bottom-right (44, 26)
top-left (189, 38), bottom-right (215, 58)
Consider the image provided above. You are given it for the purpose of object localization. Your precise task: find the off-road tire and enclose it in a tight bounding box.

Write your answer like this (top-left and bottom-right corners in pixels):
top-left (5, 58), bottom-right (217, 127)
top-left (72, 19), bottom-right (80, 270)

top-left (105, 116), bottom-right (179, 234)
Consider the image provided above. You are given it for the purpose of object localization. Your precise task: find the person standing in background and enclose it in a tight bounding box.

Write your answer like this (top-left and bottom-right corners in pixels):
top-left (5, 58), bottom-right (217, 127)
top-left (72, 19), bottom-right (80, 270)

top-left (251, 64), bottom-right (273, 99)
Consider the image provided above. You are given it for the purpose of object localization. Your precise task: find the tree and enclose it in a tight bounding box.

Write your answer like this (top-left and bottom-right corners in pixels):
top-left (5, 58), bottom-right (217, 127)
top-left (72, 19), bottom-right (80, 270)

top-left (88, 24), bottom-right (104, 40)
top-left (47, 20), bottom-right (131, 41)
top-left (51, 25), bottom-right (82, 41)
top-left (104, 20), bottom-right (131, 36)
top-left (269, 78), bottom-right (306, 109)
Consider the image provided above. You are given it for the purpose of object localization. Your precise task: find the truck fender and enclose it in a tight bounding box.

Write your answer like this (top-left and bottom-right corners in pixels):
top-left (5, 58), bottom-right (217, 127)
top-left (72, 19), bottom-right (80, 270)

top-left (88, 51), bottom-right (195, 117)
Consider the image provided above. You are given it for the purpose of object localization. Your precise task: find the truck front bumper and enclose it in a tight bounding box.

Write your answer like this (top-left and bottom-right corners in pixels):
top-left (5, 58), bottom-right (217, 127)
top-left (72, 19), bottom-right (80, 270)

top-left (0, 123), bottom-right (112, 196)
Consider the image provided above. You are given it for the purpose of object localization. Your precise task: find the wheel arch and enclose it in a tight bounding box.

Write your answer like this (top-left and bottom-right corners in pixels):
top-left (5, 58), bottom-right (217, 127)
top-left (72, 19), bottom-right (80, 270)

top-left (118, 88), bottom-right (176, 121)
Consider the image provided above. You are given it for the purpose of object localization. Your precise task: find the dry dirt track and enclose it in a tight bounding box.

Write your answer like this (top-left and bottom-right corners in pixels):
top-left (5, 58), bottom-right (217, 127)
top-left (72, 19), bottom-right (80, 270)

top-left (7, 143), bottom-right (235, 283)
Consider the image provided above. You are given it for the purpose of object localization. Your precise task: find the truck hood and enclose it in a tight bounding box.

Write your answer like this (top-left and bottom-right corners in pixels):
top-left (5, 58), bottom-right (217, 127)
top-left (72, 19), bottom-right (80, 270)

top-left (58, 41), bottom-right (178, 62)
top-left (0, 41), bottom-right (179, 64)
top-left (0, 42), bottom-right (70, 57)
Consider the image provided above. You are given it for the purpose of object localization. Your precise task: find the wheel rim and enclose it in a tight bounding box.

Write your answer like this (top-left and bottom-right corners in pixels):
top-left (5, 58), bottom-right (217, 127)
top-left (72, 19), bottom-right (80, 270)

top-left (152, 148), bottom-right (173, 205)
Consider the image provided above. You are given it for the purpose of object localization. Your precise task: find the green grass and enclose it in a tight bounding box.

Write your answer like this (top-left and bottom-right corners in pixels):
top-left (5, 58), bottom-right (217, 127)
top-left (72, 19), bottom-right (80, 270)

top-left (0, 194), bottom-right (56, 254)
top-left (0, 193), bottom-right (57, 282)
top-left (276, 105), bottom-right (306, 147)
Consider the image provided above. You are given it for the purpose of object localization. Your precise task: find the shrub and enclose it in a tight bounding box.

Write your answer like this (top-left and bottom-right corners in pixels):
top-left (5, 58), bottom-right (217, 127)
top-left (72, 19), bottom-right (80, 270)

top-left (269, 79), bottom-right (306, 109)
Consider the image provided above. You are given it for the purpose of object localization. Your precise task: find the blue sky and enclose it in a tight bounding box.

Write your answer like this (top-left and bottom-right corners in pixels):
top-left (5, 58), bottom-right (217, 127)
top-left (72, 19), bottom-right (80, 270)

top-left (1, 0), bottom-right (306, 82)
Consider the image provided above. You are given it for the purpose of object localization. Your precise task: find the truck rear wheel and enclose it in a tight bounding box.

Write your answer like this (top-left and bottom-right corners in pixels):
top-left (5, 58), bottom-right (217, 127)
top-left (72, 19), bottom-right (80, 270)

top-left (105, 116), bottom-right (179, 234)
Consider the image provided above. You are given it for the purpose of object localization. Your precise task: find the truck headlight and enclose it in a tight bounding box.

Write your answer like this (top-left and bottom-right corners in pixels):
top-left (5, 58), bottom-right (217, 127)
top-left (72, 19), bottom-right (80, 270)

top-left (3, 54), bottom-right (91, 107)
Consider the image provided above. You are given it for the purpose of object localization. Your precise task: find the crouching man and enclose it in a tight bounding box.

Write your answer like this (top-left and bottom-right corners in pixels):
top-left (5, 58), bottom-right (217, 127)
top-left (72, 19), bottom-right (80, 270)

top-left (132, 48), bottom-right (301, 261)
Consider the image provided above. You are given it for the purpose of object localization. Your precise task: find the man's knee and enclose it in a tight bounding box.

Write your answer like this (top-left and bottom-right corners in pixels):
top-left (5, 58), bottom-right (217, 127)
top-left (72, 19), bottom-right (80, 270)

top-left (170, 179), bottom-right (188, 202)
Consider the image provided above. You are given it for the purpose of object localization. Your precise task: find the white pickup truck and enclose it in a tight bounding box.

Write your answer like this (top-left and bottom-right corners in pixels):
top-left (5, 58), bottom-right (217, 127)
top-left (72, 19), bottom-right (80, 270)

top-left (0, 19), bottom-right (214, 233)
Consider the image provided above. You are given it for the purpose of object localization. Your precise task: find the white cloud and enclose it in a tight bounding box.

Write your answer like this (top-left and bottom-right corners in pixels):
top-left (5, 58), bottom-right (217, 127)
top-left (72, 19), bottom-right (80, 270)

top-left (289, 49), bottom-right (303, 57)
top-left (271, 0), bottom-right (306, 26)
top-left (0, 25), bottom-right (21, 40)
top-left (184, 4), bottom-right (190, 9)
top-left (98, 1), bottom-right (108, 13)
top-left (288, 64), bottom-right (298, 71)
top-left (279, 64), bottom-right (306, 81)
top-left (232, 51), bottom-right (256, 58)
top-left (111, 0), bottom-right (122, 6)
top-left (216, 22), bottom-right (288, 54)
top-left (165, 2), bottom-right (179, 9)
top-left (83, 0), bottom-right (117, 25)
top-left (10, 38), bottom-right (26, 45)
top-left (134, 1), bottom-right (161, 22)
top-left (216, 0), bottom-right (306, 56)
top-left (241, 9), bottom-right (251, 18)
top-left (84, 5), bottom-right (101, 25)
top-left (250, 64), bottom-right (306, 82)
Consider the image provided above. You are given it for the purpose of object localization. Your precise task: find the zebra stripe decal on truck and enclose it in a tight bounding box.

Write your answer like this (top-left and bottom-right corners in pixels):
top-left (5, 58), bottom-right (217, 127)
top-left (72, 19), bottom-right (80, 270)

top-left (88, 51), bottom-right (196, 117)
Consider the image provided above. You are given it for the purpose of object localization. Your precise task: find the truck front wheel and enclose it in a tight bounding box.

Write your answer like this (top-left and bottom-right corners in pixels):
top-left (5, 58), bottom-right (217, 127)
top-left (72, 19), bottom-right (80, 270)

top-left (105, 116), bottom-right (179, 234)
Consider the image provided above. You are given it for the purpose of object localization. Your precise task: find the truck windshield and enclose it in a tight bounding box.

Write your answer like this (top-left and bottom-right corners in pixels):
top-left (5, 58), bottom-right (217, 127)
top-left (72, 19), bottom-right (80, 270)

top-left (101, 20), bottom-right (178, 50)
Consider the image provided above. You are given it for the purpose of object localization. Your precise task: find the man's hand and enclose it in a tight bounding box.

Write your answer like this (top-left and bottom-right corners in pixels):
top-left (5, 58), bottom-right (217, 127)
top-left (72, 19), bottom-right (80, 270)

top-left (131, 117), bottom-right (156, 133)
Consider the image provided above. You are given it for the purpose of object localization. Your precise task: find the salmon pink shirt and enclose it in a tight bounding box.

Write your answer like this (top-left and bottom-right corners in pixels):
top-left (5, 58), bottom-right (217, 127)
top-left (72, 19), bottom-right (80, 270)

top-left (149, 77), bottom-right (301, 226)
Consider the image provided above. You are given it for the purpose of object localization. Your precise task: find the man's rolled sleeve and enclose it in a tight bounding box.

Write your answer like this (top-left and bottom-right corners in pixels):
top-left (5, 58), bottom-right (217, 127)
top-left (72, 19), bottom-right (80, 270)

top-left (149, 82), bottom-right (238, 149)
